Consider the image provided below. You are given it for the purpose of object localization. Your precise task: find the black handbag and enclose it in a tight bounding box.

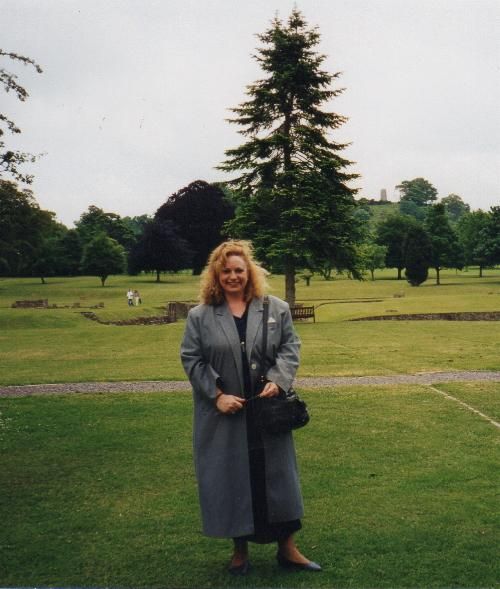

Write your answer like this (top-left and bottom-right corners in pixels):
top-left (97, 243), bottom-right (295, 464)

top-left (253, 296), bottom-right (310, 435)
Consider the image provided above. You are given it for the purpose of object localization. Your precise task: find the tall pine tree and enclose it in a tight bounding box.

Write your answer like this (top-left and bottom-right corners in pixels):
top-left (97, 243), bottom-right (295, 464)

top-left (219, 10), bottom-right (359, 304)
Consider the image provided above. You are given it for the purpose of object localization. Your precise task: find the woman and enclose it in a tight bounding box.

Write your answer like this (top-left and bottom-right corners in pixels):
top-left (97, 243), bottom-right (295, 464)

top-left (180, 240), bottom-right (320, 575)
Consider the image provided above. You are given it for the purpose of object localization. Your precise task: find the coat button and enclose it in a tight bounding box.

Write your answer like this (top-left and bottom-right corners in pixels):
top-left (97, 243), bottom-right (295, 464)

top-left (251, 363), bottom-right (257, 370)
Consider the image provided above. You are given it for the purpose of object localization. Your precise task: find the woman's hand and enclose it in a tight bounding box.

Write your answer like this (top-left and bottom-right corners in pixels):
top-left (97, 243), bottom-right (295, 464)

top-left (259, 381), bottom-right (280, 398)
top-left (216, 393), bottom-right (246, 414)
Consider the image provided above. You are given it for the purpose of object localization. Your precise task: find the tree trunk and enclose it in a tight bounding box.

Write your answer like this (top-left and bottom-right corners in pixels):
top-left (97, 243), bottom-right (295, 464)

top-left (319, 265), bottom-right (332, 280)
top-left (284, 257), bottom-right (296, 307)
top-left (283, 110), bottom-right (292, 170)
top-left (156, 270), bottom-right (161, 283)
top-left (370, 269), bottom-right (375, 281)
top-left (479, 265), bottom-right (483, 278)
top-left (101, 276), bottom-right (106, 287)
top-left (436, 266), bottom-right (440, 285)
top-left (397, 267), bottom-right (402, 280)
top-left (40, 276), bottom-right (45, 284)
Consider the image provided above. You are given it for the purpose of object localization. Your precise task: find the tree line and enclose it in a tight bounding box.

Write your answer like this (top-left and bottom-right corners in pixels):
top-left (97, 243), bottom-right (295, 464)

top-left (0, 178), bottom-right (234, 286)
top-left (358, 178), bottom-right (499, 286)
top-left (1, 12), bottom-right (499, 296)
top-left (1, 174), bottom-right (498, 288)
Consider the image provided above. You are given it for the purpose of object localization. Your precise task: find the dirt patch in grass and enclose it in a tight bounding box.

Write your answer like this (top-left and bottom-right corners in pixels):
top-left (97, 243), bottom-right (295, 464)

top-left (350, 311), bottom-right (500, 321)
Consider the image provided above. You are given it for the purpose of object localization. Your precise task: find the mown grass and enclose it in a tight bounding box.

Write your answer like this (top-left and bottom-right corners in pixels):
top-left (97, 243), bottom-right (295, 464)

top-left (0, 384), bottom-right (498, 588)
top-left (436, 381), bottom-right (500, 421)
top-left (0, 269), bottom-right (499, 385)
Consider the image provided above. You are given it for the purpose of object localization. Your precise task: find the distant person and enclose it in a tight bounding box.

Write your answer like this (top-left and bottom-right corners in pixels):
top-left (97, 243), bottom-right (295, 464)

top-left (133, 290), bottom-right (141, 306)
top-left (180, 240), bottom-right (320, 576)
top-left (126, 289), bottom-right (134, 306)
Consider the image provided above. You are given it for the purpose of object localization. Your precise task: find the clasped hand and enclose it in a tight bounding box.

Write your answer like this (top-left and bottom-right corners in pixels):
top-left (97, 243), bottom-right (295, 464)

top-left (258, 381), bottom-right (280, 398)
top-left (215, 382), bottom-right (279, 414)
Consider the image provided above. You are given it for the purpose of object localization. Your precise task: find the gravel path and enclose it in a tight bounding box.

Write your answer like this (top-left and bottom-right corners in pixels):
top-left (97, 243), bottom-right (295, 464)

top-left (1, 371), bottom-right (499, 397)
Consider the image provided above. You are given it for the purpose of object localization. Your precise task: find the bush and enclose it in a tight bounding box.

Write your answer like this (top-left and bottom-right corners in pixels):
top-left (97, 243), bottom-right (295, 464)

top-left (404, 226), bottom-right (431, 286)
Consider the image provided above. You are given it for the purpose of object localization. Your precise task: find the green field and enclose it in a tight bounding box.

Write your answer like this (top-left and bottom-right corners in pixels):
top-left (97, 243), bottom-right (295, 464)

top-left (0, 269), bottom-right (499, 385)
top-left (1, 384), bottom-right (498, 588)
top-left (1, 270), bottom-right (499, 587)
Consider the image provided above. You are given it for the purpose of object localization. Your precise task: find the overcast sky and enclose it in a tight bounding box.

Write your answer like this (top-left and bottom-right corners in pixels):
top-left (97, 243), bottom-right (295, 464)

top-left (2, 0), bottom-right (499, 226)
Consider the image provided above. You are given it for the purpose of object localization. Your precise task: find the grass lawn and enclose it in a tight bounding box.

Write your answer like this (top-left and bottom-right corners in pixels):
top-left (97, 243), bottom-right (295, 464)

top-left (436, 381), bottom-right (500, 422)
top-left (0, 269), bottom-right (499, 385)
top-left (0, 384), bottom-right (498, 588)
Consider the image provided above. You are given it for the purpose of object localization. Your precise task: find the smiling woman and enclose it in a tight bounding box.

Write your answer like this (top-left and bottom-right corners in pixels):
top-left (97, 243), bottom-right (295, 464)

top-left (218, 255), bottom-right (249, 301)
top-left (180, 240), bottom-right (321, 575)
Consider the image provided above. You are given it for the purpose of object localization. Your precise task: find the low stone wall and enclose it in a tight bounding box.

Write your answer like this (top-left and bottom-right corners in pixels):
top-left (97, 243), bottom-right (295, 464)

top-left (350, 311), bottom-right (500, 321)
top-left (12, 300), bottom-right (104, 309)
top-left (81, 312), bottom-right (174, 326)
top-left (12, 299), bottom-right (48, 308)
top-left (80, 301), bottom-right (198, 326)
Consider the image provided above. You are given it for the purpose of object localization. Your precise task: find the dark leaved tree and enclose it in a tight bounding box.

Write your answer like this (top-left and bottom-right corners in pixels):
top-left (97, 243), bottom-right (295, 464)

top-left (128, 218), bottom-right (193, 282)
top-left (155, 180), bottom-right (234, 275)
top-left (218, 10), bottom-right (359, 304)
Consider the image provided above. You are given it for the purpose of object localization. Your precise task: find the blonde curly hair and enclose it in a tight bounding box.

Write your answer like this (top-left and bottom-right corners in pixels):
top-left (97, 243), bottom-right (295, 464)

top-left (199, 240), bottom-right (268, 305)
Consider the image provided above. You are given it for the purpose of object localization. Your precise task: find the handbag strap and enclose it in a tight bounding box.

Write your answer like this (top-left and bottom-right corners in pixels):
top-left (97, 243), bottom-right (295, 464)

top-left (259, 295), bottom-right (269, 385)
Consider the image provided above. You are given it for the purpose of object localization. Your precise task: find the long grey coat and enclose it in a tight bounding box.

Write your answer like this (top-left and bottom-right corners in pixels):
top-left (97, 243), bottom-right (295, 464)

top-left (180, 295), bottom-right (304, 538)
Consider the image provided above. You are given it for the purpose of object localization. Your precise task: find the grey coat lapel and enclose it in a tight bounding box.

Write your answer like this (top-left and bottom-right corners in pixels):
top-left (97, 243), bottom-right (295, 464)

top-left (245, 297), bottom-right (264, 362)
top-left (215, 302), bottom-right (244, 393)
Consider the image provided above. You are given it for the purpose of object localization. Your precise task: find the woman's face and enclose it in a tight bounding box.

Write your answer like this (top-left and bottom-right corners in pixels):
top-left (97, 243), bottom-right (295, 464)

top-left (219, 255), bottom-right (249, 298)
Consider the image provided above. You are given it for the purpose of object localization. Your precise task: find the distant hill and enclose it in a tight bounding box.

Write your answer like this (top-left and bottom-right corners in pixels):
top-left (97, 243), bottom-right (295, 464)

top-left (367, 202), bottom-right (399, 225)
top-left (356, 199), bottom-right (400, 231)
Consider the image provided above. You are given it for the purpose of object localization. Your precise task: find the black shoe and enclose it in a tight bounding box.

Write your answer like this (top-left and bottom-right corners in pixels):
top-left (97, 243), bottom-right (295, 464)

top-left (276, 551), bottom-right (322, 572)
top-left (228, 559), bottom-right (251, 576)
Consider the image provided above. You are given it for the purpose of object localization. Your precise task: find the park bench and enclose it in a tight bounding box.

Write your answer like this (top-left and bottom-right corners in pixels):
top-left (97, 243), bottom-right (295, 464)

top-left (290, 305), bottom-right (315, 322)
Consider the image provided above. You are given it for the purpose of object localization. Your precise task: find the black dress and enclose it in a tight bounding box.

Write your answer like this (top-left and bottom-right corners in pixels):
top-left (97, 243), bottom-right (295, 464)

top-left (233, 307), bottom-right (301, 544)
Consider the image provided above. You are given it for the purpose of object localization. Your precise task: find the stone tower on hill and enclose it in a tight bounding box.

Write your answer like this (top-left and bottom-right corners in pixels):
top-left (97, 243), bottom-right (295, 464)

top-left (380, 188), bottom-right (388, 202)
